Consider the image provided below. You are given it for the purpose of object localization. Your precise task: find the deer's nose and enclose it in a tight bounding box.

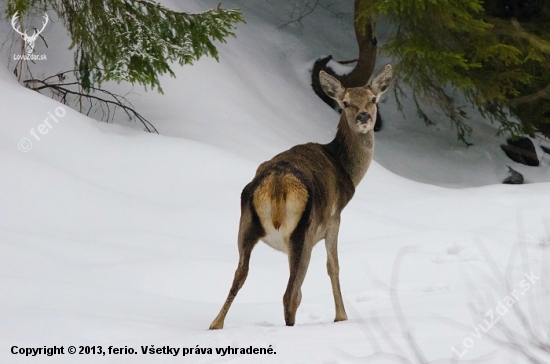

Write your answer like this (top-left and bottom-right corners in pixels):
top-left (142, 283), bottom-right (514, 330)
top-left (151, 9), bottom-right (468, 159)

top-left (356, 112), bottom-right (371, 124)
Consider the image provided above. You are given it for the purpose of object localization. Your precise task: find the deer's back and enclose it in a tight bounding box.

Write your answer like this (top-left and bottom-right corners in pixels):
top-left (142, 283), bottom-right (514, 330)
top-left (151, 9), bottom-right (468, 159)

top-left (257, 142), bottom-right (354, 206)
top-left (240, 143), bottom-right (355, 252)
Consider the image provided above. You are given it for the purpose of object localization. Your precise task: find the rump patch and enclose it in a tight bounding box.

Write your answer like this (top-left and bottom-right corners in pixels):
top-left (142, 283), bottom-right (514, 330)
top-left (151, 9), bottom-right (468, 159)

top-left (253, 173), bottom-right (308, 252)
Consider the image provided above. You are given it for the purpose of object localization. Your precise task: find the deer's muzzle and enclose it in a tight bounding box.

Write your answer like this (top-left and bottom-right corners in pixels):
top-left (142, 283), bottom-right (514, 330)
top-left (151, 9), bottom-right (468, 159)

top-left (356, 112), bottom-right (371, 124)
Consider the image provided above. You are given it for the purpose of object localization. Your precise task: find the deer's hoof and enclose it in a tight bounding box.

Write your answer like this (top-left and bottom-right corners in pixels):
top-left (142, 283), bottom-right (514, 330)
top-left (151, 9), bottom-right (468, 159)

top-left (209, 322), bottom-right (224, 330)
top-left (334, 315), bottom-right (348, 322)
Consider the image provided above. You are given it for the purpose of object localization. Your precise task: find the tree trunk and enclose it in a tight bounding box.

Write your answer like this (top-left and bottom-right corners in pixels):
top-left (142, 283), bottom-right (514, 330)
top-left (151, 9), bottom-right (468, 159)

top-left (311, 0), bottom-right (381, 129)
top-left (312, 0), bottom-right (377, 89)
top-left (338, 0), bottom-right (377, 88)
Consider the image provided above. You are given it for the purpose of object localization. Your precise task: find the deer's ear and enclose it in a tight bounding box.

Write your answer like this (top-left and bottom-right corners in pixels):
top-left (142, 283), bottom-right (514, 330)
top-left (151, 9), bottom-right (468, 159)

top-left (319, 71), bottom-right (344, 101)
top-left (370, 64), bottom-right (392, 100)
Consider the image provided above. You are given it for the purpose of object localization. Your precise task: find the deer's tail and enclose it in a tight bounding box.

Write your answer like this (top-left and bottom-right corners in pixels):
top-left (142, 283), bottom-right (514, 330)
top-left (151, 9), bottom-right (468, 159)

top-left (253, 172), bottom-right (308, 232)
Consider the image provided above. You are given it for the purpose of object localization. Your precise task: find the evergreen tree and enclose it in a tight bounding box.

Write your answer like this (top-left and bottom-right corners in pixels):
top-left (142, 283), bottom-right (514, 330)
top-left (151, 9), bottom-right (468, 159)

top-left (311, 0), bottom-right (550, 144)
top-left (7, 0), bottom-right (244, 93)
top-left (366, 0), bottom-right (550, 143)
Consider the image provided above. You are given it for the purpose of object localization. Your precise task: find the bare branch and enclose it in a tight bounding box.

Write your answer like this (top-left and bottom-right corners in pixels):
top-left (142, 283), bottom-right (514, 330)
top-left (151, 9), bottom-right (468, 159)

top-left (511, 83), bottom-right (550, 106)
top-left (24, 74), bottom-right (158, 133)
top-left (277, 0), bottom-right (348, 29)
top-left (390, 246), bottom-right (428, 364)
top-left (278, 0), bottom-right (321, 29)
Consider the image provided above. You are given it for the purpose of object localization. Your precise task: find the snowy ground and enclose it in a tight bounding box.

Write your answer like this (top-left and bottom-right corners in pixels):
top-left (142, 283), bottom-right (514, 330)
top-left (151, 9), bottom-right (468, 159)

top-left (1, 0), bottom-right (550, 363)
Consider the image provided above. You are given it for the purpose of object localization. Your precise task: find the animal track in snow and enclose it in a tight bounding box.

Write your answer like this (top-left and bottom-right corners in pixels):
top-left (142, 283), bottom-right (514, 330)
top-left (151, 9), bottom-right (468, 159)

top-left (421, 282), bottom-right (450, 293)
top-left (431, 241), bottom-right (480, 264)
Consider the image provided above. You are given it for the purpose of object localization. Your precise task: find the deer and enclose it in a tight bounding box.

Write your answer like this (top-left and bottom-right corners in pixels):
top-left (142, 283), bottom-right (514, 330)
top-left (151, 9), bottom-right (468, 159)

top-left (209, 64), bottom-right (393, 329)
top-left (11, 12), bottom-right (49, 54)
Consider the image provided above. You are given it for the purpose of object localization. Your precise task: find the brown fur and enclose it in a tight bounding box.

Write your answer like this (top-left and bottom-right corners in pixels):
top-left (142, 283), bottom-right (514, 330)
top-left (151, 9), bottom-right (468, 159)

top-left (209, 65), bottom-right (392, 329)
top-left (253, 173), bottom-right (308, 232)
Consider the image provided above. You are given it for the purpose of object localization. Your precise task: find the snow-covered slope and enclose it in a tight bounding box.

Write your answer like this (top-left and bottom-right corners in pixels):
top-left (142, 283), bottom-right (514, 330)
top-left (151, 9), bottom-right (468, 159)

top-left (1, 1), bottom-right (550, 363)
top-left (114, 0), bottom-right (550, 187)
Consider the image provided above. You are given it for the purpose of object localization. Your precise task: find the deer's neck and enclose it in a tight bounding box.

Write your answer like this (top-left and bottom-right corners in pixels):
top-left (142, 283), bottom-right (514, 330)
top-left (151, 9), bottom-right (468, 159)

top-left (325, 114), bottom-right (374, 187)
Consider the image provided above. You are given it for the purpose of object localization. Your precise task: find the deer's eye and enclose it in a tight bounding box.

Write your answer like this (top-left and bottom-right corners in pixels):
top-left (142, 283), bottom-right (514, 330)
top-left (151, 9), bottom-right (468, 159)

top-left (371, 97), bottom-right (377, 104)
top-left (343, 101), bottom-right (349, 108)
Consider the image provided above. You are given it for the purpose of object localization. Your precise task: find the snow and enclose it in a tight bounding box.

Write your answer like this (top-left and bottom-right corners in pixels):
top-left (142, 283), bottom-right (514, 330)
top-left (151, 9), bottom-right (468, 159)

top-left (1, 0), bottom-right (550, 363)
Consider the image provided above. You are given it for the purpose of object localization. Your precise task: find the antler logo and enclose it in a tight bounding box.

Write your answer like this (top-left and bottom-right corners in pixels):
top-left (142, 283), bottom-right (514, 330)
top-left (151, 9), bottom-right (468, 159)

top-left (11, 12), bottom-right (49, 54)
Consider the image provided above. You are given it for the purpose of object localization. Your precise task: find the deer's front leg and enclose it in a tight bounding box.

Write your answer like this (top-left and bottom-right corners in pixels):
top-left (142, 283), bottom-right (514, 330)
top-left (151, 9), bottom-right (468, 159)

top-left (325, 215), bottom-right (347, 322)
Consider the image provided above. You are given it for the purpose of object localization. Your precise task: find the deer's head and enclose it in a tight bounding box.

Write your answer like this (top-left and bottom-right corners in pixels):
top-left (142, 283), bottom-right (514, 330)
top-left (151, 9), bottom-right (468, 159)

top-left (320, 64), bottom-right (392, 134)
top-left (11, 12), bottom-right (49, 54)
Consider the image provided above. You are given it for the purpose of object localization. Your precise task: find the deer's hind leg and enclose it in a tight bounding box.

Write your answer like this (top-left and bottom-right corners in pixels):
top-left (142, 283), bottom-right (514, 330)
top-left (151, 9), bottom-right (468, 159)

top-left (283, 219), bottom-right (314, 326)
top-left (209, 204), bottom-right (263, 330)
